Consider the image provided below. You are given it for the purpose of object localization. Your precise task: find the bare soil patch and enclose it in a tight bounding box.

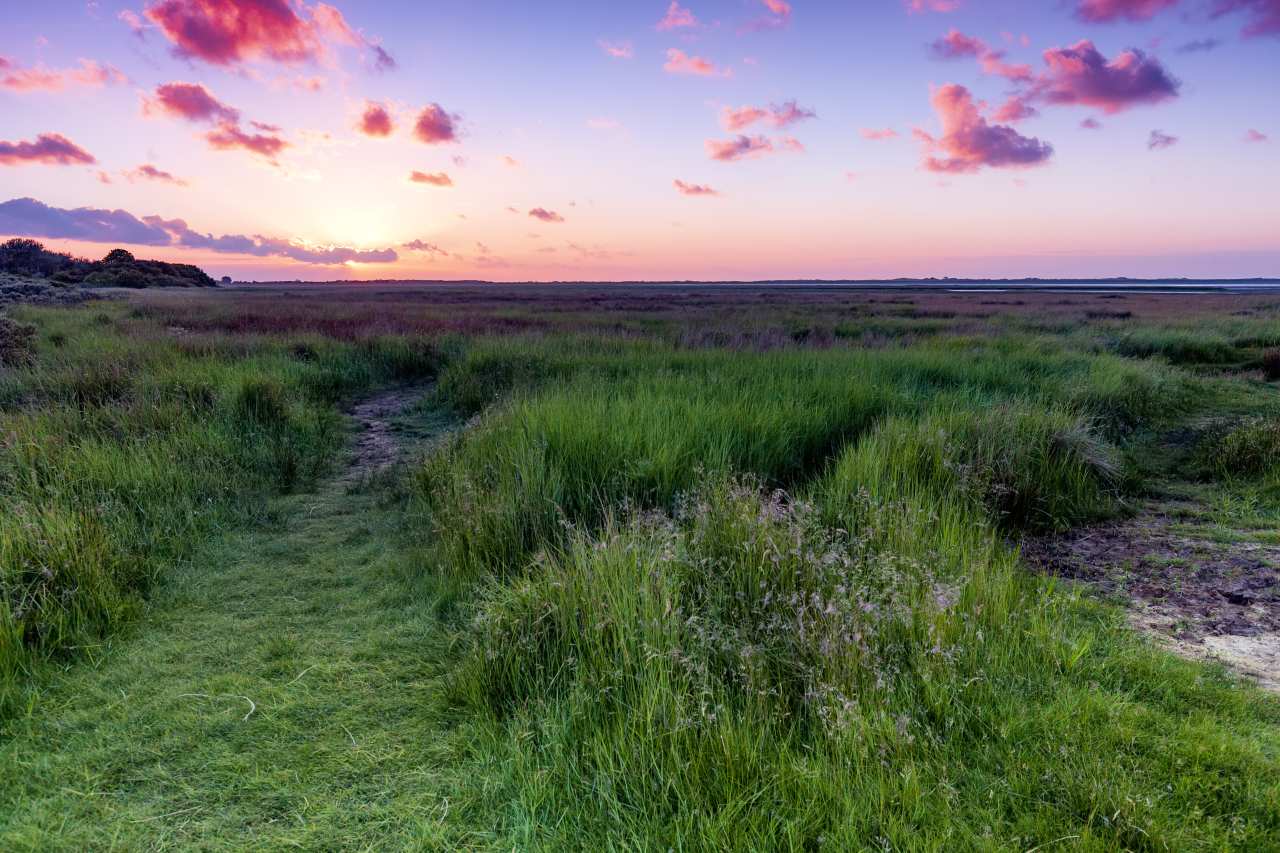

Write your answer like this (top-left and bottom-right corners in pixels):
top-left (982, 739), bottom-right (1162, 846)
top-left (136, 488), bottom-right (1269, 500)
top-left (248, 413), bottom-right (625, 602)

top-left (1022, 504), bottom-right (1280, 691)
top-left (339, 385), bottom-right (433, 483)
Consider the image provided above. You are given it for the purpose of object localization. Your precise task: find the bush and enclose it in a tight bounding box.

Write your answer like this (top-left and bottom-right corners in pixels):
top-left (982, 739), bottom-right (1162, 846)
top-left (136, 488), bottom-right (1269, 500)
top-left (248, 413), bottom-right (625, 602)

top-left (1194, 418), bottom-right (1280, 480)
top-left (0, 239), bottom-right (215, 288)
top-left (0, 239), bottom-right (71, 278)
top-left (0, 316), bottom-right (37, 368)
top-left (1262, 349), bottom-right (1280, 382)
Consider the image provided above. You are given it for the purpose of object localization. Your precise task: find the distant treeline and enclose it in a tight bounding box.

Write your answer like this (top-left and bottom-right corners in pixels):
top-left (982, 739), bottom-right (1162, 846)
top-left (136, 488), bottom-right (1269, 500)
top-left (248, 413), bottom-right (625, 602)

top-left (0, 239), bottom-right (216, 288)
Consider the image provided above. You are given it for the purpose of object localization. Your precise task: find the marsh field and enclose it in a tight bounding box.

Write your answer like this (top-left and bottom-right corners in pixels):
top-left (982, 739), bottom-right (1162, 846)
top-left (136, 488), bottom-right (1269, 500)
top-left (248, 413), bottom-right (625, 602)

top-left (2, 282), bottom-right (1279, 850)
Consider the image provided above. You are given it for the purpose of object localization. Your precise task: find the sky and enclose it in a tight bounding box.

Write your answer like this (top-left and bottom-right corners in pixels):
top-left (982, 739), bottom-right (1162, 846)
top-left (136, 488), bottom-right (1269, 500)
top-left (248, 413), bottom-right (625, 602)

top-left (1, 0), bottom-right (1278, 281)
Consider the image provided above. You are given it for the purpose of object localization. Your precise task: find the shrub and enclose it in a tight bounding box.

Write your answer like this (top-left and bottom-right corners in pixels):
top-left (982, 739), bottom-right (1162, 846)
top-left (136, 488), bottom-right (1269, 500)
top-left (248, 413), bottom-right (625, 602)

top-left (0, 316), bottom-right (37, 368)
top-left (1194, 418), bottom-right (1280, 480)
top-left (1262, 349), bottom-right (1280, 381)
top-left (0, 239), bottom-right (71, 278)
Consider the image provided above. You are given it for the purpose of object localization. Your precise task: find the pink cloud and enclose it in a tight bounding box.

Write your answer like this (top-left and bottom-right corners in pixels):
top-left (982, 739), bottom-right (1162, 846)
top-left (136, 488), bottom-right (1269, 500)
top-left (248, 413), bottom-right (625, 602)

top-left (673, 179), bottom-right (720, 196)
top-left (993, 96), bottom-right (1039, 123)
top-left (413, 103), bottom-right (458, 144)
top-left (743, 0), bottom-right (793, 31)
top-left (706, 135), bottom-right (772, 161)
top-left (124, 164), bottom-right (189, 185)
top-left (146, 0), bottom-right (323, 65)
top-left (1074, 0), bottom-right (1179, 22)
top-left (501, 155), bottom-right (520, 167)
top-left (409, 170), bottom-right (452, 186)
top-left (144, 0), bottom-right (393, 68)
top-left (528, 207), bottom-right (565, 223)
top-left (720, 100), bottom-right (815, 131)
top-left (930, 29), bottom-right (984, 59)
top-left (598, 39), bottom-right (633, 59)
top-left (657, 2), bottom-right (698, 30)
top-left (358, 101), bottom-right (393, 137)
top-left (0, 133), bottom-right (97, 166)
top-left (722, 106), bottom-right (768, 130)
top-left (980, 53), bottom-right (1034, 83)
top-left (1033, 40), bottom-right (1180, 114)
top-left (1081, 117), bottom-right (1103, 129)
top-left (1147, 129), bottom-right (1178, 149)
top-left (915, 83), bottom-right (1052, 173)
top-left (205, 123), bottom-right (288, 162)
top-left (906, 0), bottom-right (961, 12)
top-left (310, 3), bottom-right (359, 46)
top-left (1213, 0), bottom-right (1280, 38)
top-left (0, 58), bottom-right (126, 92)
top-left (307, 3), bottom-right (395, 71)
top-left (369, 44), bottom-right (396, 72)
top-left (402, 239), bottom-right (447, 256)
top-left (930, 30), bottom-right (1032, 82)
top-left (144, 81), bottom-right (240, 123)
top-left (664, 49), bottom-right (728, 77)
top-left (705, 134), bottom-right (801, 162)
top-left (860, 127), bottom-right (899, 140)
top-left (1245, 128), bottom-right (1269, 142)
top-left (119, 9), bottom-right (148, 36)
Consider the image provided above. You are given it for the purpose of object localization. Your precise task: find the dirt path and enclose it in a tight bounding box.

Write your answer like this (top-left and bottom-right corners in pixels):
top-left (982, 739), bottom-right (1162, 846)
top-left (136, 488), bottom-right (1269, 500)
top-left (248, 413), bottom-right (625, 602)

top-left (0, 387), bottom-right (487, 849)
top-left (339, 385), bottom-right (434, 484)
top-left (1023, 501), bottom-right (1280, 692)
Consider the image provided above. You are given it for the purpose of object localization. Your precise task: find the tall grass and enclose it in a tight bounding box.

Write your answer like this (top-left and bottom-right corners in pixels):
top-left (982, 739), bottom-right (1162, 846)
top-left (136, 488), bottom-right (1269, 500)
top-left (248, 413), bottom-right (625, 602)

top-left (447, 475), bottom-right (1278, 848)
top-left (0, 304), bottom-right (445, 711)
top-left (418, 335), bottom-right (1188, 577)
top-left (415, 331), bottom-right (1278, 847)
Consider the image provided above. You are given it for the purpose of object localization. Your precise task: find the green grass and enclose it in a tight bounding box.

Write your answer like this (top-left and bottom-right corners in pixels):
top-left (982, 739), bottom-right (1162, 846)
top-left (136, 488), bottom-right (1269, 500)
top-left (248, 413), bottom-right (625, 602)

top-left (410, 330), bottom-right (1280, 849)
top-left (3, 292), bottom-right (1280, 849)
top-left (0, 303), bottom-right (445, 712)
top-left (0, 455), bottom-right (505, 849)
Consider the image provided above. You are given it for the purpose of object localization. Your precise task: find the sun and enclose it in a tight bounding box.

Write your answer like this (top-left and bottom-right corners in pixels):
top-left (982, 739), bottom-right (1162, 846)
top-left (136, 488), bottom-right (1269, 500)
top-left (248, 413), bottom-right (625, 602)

top-left (318, 207), bottom-right (400, 251)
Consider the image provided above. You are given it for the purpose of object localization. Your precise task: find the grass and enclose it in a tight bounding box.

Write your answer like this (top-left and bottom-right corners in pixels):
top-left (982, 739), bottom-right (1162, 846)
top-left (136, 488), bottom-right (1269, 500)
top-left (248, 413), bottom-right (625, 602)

top-left (410, 320), bottom-right (1280, 848)
top-left (0, 455), bottom-right (503, 849)
top-left (2, 286), bottom-right (1279, 849)
top-left (0, 302), bottom-right (445, 712)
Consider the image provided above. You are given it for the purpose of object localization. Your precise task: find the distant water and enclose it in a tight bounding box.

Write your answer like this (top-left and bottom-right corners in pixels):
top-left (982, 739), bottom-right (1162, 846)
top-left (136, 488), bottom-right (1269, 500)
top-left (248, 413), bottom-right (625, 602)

top-left (742, 281), bottom-right (1280, 294)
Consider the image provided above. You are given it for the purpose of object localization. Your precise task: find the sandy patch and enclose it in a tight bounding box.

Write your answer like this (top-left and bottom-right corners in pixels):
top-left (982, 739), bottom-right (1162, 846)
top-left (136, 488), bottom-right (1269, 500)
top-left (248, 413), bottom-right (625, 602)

top-left (1022, 505), bottom-right (1280, 692)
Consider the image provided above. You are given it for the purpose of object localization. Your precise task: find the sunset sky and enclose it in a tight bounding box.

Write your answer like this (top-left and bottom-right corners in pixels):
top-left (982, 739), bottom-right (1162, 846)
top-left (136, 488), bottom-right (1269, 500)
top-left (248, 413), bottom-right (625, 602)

top-left (1, 0), bottom-right (1278, 281)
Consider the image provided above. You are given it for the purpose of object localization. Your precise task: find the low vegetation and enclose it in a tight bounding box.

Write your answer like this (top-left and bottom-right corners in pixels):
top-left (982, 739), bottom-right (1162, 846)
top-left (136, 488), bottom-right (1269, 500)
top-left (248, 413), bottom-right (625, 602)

top-left (2, 286), bottom-right (1278, 849)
